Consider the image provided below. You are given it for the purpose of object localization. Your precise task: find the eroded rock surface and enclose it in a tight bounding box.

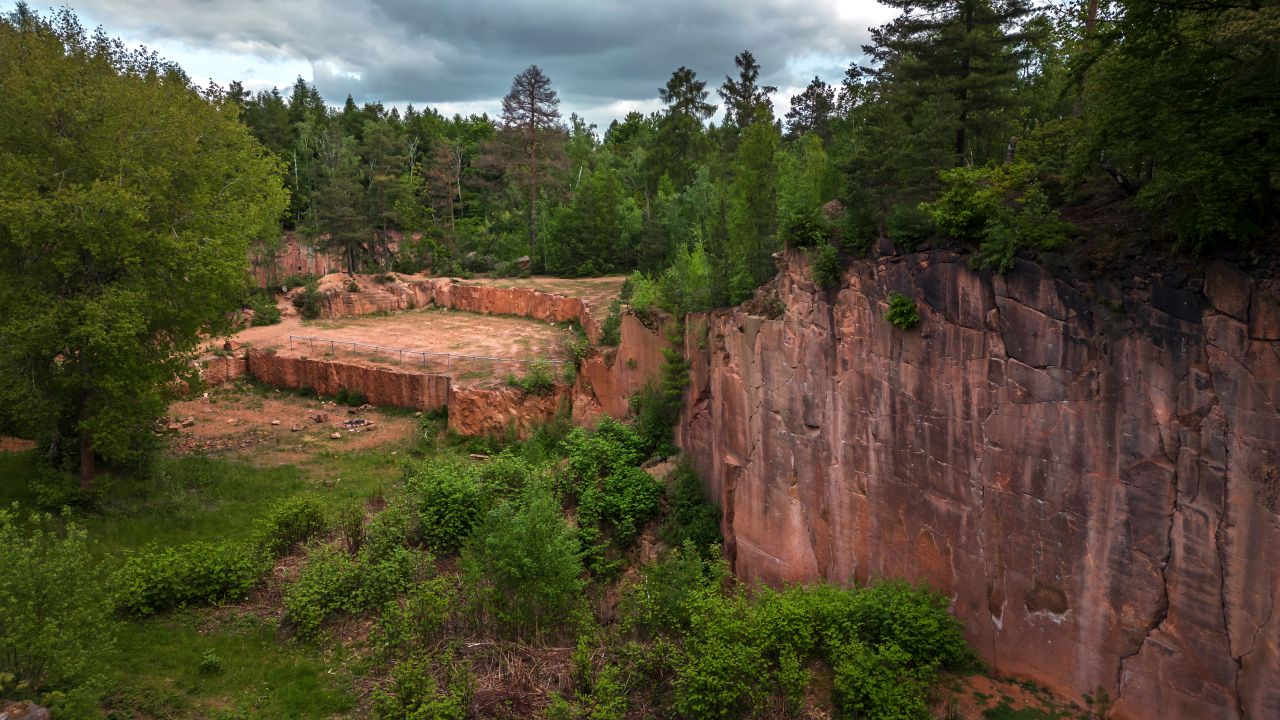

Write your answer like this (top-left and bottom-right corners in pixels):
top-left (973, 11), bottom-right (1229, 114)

top-left (680, 250), bottom-right (1280, 719)
top-left (574, 314), bottom-right (669, 422)
top-left (246, 350), bottom-right (449, 411)
top-left (448, 384), bottom-right (572, 438)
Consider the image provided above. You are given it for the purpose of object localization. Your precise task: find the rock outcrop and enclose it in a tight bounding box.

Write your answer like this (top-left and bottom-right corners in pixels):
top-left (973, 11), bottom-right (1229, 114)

top-left (448, 384), bottom-right (573, 439)
top-left (246, 351), bottom-right (450, 411)
top-left (311, 275), bottom-right (604, 341)
top-left (574, 314), bottom-right (670, 422)
top-left (679, 250), bottom-right (1280, 720)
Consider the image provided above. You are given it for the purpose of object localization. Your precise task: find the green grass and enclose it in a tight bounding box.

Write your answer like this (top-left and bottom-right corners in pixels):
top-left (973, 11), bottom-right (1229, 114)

top-left (104, 611), bottom-right (355, 719)
top-left (0, 440), bottom-right (409, 719)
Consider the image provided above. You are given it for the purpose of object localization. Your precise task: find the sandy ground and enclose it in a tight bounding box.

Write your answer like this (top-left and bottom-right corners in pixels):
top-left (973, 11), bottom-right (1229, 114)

top-left (221, 305), bottom-right (573, 377)
top-left (166, 385), bottom-right (418, 465)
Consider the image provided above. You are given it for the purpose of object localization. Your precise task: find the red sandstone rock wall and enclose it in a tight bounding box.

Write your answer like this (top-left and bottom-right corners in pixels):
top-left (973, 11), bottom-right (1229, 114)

top-left (314, 276), bottom-right (602, 341)
top-left (679, 250), bottom-right (1280, 720)
top-left (252, 234), bottom-right (342, 287)
top-left (448, 384), bottom-right (572, 438)
top-left (246, 350), bottom-right (450, 410)
top-left (573, 314), bottom-right (669, 422)
top-left (196, 354), bottom-right (247, 386)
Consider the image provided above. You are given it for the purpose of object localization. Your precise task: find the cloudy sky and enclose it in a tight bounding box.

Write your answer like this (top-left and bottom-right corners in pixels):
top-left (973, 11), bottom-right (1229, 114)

top-left (9, 1), bottom-right (899, 128)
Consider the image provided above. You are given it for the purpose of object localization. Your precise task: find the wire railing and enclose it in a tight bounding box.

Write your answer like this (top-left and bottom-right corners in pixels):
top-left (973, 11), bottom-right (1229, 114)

top-left (287, 335), bottom-right (565, 375)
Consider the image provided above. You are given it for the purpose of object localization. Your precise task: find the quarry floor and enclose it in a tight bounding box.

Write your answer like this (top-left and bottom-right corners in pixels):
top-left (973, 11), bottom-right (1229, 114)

top-left (224, 306), bottom-right (574, 383)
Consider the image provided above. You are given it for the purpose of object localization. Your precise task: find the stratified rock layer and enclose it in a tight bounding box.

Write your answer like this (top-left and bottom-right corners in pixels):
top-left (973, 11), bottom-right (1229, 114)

top-left (246, 351), bottom-right (450, 410)
top-left (448, 384), bottom-right (573, 438)
top-left (679, 250), bottom-right (1280, 720)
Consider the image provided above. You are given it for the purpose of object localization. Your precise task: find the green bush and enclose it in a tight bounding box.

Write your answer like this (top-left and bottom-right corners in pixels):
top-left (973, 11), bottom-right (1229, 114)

top-left (600, 299), bottom-right (623, 346)
top-left (292, 281), bottom-right (325, 319)
top-left (404, 459), bottom-right (488, 555)
top-left (0, 509), bottom-right (115, 710)
top-left (625, 271), bottom-right (660, 318)
top-left (374, 577), bottom-right (455, 659)
top-left (507, 358), bottom-right (557, 394)
top-left (598, 466), bottom-right (663, 547)
top-left (371, 654), bottom-right (469, 720)
top-left (885, 292), bottom-right (921, 330)
top-left (247, 291), bottom-right (282, 326)
top-left (476, 450), bottom-right (535, 497)
top-left (114, 540), bottom-right (265, 617)
top-left (830, 640), bottom-right (930, 720)
top-left (198, 649), bottom-right (224, 676)
top-left (334, 387), bottom-right (368, 407)
top-left (254, 494), bottom-right (327, 557)
top-left (280, 273), bottom-right (315, 289)
top-left (660, 461), bottom-right (721, 554)
top-left (282, 538), bottom-right (422, 638)
top-left (886, 202), bottom-right (936, 250)
top-left (623, 540), bottom-right (727, 636)
top-left (673, 590), bottom-right (767, 719)
top-left (461, 484), bottom-right (584, 636)
top-left (923, 162), bottom-right (1069, 273)
top-left (811, 242), bottom-right (842, 289)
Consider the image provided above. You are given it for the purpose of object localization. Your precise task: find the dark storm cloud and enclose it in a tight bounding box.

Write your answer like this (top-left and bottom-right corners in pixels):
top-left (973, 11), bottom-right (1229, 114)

top-left (66, 0), bottom-right (891, 117)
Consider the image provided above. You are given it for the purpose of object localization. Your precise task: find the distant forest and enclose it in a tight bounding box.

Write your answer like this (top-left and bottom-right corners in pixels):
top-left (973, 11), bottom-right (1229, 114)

top-left (232, 0), bottom-right (1278, 307)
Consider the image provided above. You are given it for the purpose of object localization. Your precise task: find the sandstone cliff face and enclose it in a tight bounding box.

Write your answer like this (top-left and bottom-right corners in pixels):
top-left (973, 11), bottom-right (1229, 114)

top-left (314, 275), bottom-right (603, 341)
top-left (573, 314), bottom-right (669, 422)
top-left (246, 351), bottom-right (450, 410)
top-left (680, 250), bottom-right (1279, 719)
top-left (448, 384), bottom-right (573, 439)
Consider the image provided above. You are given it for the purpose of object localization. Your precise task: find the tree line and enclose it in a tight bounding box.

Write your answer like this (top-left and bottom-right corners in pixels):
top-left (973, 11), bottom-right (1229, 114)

top-left (235, 0), bottom-right (1278, 305)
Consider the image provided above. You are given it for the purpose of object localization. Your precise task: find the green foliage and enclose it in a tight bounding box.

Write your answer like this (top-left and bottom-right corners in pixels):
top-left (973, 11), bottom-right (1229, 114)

top-left (657, 241), bottom-right (714, 318)
top-left (628, 340), bottom-right (690, 458)
top-left (625, 271), bottom-right (661, 318)
top-left (600, 299), bottom-right (624, 346)
top-left (598, 466), bottom-right (664, 547)
top-left (660, 461), bottom-right (722, 554)
top-left (924, 163), bottom-right (1070, 273)
top-left (885, 292), bottom-right (921, 330)
top-left (198, 649), bottom-right (225, 676)
top-left (374, 577), bottom-right (455, 659)
top-left (830, 640), bottom-right (930, 720)
top-left (292, 281), bottom-right (326, 320)
top-left (333, 387), bottom-right (369, 407)
top-left (403, 459), bottom-right (488, 555)
top-left (247, 291), bottom-right (283, 326)
top-left (282, 532), bottom-right (423, 638)
top-left (623, 540), bottom-right (727, 635)
top-left (461, 484), bottom-right (585, 636)
top-left (508, 358), bottom-right (558, 395)
top-left (673, 590), bottom-right (767, 718)
top-left (254, 494), bottom-right (327, 557)
top-left (886, 203), bottom-right (936, 251)
top-left (810, 243), bottom-right (842, 289)
top-left (0, 508), bottom-right (115, 709)
top-left (114, 540), bottom-right (265, 617)
top-left (371, 654), bottom-right (469, 720)
top-left (0, 7), bottom-right (289, 483)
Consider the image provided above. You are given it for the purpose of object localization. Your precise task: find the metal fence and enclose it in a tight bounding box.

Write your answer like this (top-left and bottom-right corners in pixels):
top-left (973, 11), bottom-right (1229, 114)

top-left (287, 335), bottom-right (565, 376)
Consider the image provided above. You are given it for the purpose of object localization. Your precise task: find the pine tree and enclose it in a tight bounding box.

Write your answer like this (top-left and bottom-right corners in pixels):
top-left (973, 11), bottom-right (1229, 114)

top-left (785, 76), bottom-right (837, 142)
top-left (500, 65), bottom-right (563, 262)
top-left (718, 50), bottom-right (777, 129)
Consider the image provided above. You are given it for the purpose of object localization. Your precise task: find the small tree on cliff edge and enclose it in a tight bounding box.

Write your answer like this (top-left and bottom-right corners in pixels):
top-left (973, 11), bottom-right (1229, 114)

top-left (0, 5), bottom-right (289, 487)
top-left (500, 65), bottom-right (564, 265)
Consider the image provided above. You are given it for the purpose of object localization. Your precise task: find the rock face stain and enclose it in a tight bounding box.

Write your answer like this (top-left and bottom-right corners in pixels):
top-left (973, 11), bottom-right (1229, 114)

top-left (678, 250), bottom-right (1280, 720)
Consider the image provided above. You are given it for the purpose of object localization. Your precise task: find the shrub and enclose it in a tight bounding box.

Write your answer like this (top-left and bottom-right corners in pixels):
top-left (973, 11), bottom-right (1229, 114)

top-left (623, 540), bottom-right (727, 635)
top-left (507, 358), bottom-right (557, 394)
top-left (811, 242), bottom-right (842, 289)
top-left (476, 450), bottom-right (535, 497)
top-left (114, 540), bottom-right (264, 616)
top-left (830, 640), bottom-right (930, 720)
top-left (334, 387), bottom-right (368, 407)
top-left (0, 509), bottom-right (115, 709)
top-left (461, 484), bottom-right (584, 636)
top-left (282, 539), bottom-right (422, 638)
top-left (673, 591), bottom-right (767, 719)
top-left (280, 273), bottom-right (315, 289)
top-left (600, 299), bottom-right (623, 346)
top-left (336, 500), bottom-right (365, 554)
top-left (628, 343), bottom-right (689, 457)
top-left (247, 291), bottom-right (282, 326)
top-left (661, 461), bottom-right (721, 554)
top-left (923, 162), bottom-right (1070, 273)
top-left (198, 649), bottom-right (224, 676)
top-left (885, 292), bottom-right (921, 330)
top-left (404, 459), bottom-right (488, 554)
top-left (625, 271), bottom-right (660, 318)
top-left (374, 577), bottom-right (455, 659)
top-left (254, 494), bottom-right (327, 557)
top-left (346, 279), bottom-right (361, 293)
top-left (371, 654), bottom-right (469, 720)
top-left (292, 281), bottom-right (325, 319)
top-left (886, 202), bottom-right (937, 251)
top-left (598, 466), bottom-right (663, 547)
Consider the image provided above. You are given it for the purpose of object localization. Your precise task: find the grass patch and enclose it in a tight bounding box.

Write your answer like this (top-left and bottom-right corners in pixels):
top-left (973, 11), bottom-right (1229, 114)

top-left (104, 612), bottom-right (355, 719)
